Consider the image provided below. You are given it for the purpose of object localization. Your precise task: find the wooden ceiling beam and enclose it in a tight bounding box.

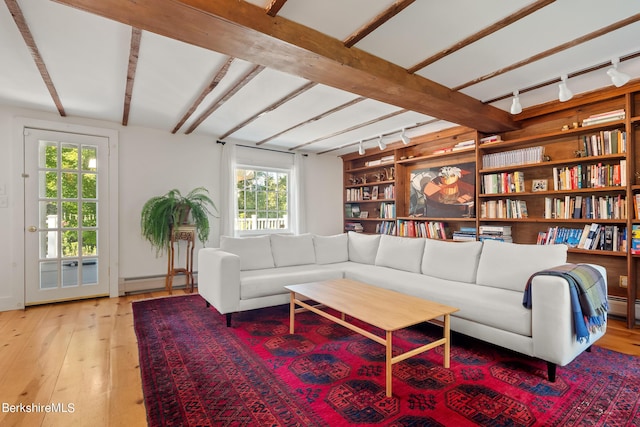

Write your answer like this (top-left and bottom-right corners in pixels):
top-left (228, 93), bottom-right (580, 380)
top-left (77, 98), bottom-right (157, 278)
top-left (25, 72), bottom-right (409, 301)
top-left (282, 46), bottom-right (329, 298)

top-left (256, 96), bottom-right (365, 146)
top-left (407, 0), bottom-right (555, 73)
top-left (265, 0), bottom-right (287, 17)
top-left (185, 64), bottom-right (265, 134)
top-left (172, 57), bottom-right (234, 134)
top-left (122, 27), bottom-right (141, 126)
top-left (6, 0), bottom-right (66, 116)
top-left (290, 108), bottom-right (408, 151)
top-left (53, 0), bottom-right (518, 134)
top-left (454, 13), bottom-right (640, 91)
top-left (218, 81), bottom-right (317, 140)
top-left (343, 0), bottom-right (415, 48)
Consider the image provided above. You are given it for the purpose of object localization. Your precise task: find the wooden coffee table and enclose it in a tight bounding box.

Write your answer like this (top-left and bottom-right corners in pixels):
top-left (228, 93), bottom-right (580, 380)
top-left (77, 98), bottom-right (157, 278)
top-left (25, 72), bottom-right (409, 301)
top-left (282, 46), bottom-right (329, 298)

top-left (284, 278), bottom-right (459, 397)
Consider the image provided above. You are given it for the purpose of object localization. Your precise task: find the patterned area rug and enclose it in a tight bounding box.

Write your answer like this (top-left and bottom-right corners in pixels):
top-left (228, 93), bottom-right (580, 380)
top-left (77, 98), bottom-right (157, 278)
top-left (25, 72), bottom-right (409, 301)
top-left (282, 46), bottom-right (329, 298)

top-left (133, 294), bottom-right (640, 426)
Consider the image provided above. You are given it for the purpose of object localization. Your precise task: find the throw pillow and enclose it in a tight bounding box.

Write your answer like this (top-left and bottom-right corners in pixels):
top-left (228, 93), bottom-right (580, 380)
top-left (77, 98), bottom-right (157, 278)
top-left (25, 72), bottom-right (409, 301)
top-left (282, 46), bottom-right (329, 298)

top-left (313, 233), bottom-right (349, 264)
top-left (270, 234), bottom-right (316, 267)
top-left (220, 235), bottom-right (275, 271)
top-left (475, 239), bottom-right (568, 292)
top-left (421, 239), bottom-right (483, 283)
top-left (347, 231), bottom-right (380, 265)
top-left (375, 234), bottom-right (425, 273)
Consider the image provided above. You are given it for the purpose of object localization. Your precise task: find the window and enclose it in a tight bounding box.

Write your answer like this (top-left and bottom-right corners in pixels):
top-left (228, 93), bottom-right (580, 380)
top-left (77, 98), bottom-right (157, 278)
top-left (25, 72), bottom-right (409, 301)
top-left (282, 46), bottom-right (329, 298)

top-left (235, 167), bottom-right (289, 233)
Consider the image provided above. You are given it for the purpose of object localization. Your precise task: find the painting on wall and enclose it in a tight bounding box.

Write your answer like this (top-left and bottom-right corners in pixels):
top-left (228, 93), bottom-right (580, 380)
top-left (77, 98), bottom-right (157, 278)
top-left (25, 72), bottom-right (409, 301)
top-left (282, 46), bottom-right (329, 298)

top-left (409, 162), bottom-right (475, 218)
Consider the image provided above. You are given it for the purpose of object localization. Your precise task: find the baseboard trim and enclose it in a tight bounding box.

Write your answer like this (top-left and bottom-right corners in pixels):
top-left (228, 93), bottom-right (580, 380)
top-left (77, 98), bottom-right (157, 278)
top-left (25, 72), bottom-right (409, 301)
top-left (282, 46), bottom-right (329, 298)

top-left (119, 273), bottom-right (198, 295)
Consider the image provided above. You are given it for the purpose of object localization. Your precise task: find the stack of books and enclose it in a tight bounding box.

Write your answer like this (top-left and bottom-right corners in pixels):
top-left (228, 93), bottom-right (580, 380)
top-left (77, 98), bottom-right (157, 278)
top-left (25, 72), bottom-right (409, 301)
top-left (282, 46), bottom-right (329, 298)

top-left (480, 135), bottom-right (502, 144)
top-left (478, 225), bottom-right (512, 242)
top-left (482, 146), bottom-right (544, 169)
top-left (453, 227), bottom-right (477, 241)
top-left (581, 109), bottom-right (625, 127)
top-left (344, 222), bottom-right (363, 232)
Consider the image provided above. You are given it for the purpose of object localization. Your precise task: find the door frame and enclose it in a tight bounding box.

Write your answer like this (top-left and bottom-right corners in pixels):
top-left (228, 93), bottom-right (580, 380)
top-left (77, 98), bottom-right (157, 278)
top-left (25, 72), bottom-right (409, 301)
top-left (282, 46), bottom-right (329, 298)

top-left (11, 118), bottom-right (119, 309)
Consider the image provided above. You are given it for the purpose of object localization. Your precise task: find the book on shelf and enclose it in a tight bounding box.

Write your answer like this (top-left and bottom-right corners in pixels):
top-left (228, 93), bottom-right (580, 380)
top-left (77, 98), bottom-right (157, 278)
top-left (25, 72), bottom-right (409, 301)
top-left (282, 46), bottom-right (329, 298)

top-left (480, 199), bottom-right (528, 219)
top-left (375, 221), bottom-right (396, 235)
top-left (397, 220), bottom-right (447, 239)
top-left (378, 202), bottom-right (395, 219)
top-left (634, 193), bottom-right (640, 219)
top-left (631, 225), bottom-right (640, 255)
top-left (552, 160), bottom-right (626, 191)
top-left (544, 195), bottom-right (627, 220)
top-left (453, 227), bottom-right (477, 241)
top-left (581, 129), bottom-right (626, 156)
top-left (481, 146), bottom-right (544, 169)
top-left (581, 109), bottom-right (625, 127)
top-left (345, 222), bottom-right (363, 232)
top-left (482, 171), bottom-right (525, 194)
top-left (479, 225), bottom-right (512, 235)
top-left (480, 135), bottom-right (502, 144)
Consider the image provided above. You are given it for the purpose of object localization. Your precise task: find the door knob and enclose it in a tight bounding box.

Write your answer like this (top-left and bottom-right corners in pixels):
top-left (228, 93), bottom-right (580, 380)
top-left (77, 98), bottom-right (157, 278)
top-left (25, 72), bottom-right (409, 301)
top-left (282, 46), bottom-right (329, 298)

top-left (27, 226), bottom-right (37, 232)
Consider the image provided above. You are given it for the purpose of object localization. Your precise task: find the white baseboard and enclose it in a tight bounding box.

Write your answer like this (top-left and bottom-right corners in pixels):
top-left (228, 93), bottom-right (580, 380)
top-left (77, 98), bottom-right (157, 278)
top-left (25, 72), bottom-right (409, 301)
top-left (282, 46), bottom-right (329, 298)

top-left (608, 296), bottom-right (640, 322)
top-left (118, 273), bottom-right (198, 295)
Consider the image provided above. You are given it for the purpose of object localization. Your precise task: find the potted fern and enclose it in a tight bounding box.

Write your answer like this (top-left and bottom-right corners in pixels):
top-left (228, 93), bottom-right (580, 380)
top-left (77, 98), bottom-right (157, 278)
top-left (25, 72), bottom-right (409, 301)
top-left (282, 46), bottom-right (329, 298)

top-left (140, 187), bottom-right (217, 256)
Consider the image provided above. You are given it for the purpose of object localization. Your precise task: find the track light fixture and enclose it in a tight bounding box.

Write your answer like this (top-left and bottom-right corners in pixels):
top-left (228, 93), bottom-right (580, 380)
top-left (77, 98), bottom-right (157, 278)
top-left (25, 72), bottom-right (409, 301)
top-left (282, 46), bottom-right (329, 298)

top-left (558, 75), bottom-right (573, 102)
top-left (400, 128), bottom-right (410, 145)
top-left (358, 140), bottom-right (365, 155)
top-left (607, 58), bottom-right (630, 88)
top-left (378, 135), bottom-right (386, 150)
top-left (510, 91), bottom-right (522, 114)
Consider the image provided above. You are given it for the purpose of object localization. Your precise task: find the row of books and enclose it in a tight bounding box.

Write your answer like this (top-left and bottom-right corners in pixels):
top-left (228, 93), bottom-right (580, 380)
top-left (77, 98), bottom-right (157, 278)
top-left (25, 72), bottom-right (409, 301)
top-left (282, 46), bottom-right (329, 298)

top-left (480, 199), bottom-right (528, 219)
top-left (633, 194), bottom-right (640, 219)
top-left (397, 220), bottom-right (447, 239)
top-left (581, 129), bottom-right (626, 156)
top-left (378, 202), bottom-right (396, 219)
top-left (536, 224), bottom-right (626, 252)
top-left (482, 146), bottom-right (544, 169)
top-left (581, 109), bottom-right (625, 127)
top-left (375, 221), bottom-right (396, 235)
top-left (552, 160), bottom-right (626, 190)
top-left (482, 171), bottom-right (525, 194)
top-left (345, 184), bottom-right (395, 201)
top-left (544, 195), bottom-right (627, 220)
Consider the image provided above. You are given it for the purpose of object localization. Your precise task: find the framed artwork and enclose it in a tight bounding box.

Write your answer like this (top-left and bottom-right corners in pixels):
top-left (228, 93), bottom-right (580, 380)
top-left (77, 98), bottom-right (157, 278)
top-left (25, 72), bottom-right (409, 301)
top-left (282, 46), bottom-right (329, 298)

top-left (532, 179), bottom-right (548, 192)
top-left (371, 186), bottom-right (379, 200)
top-left (359, 211), bottom-right (369, 218)
top-left (409, 162), bottom-right (475, 218)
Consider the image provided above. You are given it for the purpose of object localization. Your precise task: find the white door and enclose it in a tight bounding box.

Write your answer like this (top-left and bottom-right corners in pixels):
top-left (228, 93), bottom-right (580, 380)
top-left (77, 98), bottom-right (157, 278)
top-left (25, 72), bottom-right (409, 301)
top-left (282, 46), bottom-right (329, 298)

top-left (24, 128), bottom-right (110, 305)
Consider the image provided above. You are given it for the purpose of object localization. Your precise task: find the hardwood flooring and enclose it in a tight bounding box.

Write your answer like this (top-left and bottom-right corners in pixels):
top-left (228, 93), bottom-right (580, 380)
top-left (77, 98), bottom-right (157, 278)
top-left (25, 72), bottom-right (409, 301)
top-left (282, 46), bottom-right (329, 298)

top-left (0, 290), bottom-right (638, 427)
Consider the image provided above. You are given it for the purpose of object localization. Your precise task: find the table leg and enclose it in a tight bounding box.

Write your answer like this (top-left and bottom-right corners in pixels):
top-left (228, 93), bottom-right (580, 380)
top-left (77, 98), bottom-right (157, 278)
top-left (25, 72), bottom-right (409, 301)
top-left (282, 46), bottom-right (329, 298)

top-left (386, 330), bottom-right (393, 397)
top-left (444, 313), bottom-right (451, 368)
top-left (289, 292), bottom-right (295, 334)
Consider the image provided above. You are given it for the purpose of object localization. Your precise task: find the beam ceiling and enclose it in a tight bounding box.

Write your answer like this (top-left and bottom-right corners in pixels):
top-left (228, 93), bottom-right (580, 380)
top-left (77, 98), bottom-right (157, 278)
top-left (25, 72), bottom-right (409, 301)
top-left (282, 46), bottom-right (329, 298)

top-left (53, 0), bottom-right (519, 134)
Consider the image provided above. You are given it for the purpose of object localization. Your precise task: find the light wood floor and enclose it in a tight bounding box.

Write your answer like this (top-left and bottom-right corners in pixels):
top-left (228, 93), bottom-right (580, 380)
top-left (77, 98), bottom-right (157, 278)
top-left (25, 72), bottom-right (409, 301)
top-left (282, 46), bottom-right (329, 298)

top-left (0, 290), bottom-right (638, 427)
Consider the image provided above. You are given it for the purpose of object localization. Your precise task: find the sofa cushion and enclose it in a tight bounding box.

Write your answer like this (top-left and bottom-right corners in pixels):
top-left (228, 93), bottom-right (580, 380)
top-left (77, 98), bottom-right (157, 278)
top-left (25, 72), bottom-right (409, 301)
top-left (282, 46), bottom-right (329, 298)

top-left (240, 265), bottom-right (344, 299)
top-left (422, 239), bottom-right (483, 283)
top-left (348, 231), bottom-right (381, 265)
top-left (313, 233), bottom-right (349, 264)
top-left (374, 234), bottom-right (425, 273)
top-left (270, 234), bottom-right (316, 267)
top-left (476, 239), bottom-right (568, 292)
top-left (220, 235), bottom-right (274, 271)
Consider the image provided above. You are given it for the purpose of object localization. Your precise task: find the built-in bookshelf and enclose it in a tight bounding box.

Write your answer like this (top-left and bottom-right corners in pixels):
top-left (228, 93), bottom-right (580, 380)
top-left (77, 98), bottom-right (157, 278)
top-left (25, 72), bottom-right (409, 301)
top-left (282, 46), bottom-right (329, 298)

top-left (341, 83), bottom-right (640, 327)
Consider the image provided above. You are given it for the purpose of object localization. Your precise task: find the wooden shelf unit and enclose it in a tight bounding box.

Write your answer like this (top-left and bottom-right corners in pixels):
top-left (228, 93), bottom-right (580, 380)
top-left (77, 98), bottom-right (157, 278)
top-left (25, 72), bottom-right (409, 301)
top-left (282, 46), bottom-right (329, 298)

top-left (342, 82), bottom-right (640, 327)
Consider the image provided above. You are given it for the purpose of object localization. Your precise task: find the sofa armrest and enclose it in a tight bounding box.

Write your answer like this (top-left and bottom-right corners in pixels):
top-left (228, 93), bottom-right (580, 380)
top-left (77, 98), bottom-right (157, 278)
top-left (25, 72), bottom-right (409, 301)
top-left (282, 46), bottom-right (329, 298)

top-left (198, 248), bottom-right (241, 314)
top-left (531, 264), bottom-right (607, 366)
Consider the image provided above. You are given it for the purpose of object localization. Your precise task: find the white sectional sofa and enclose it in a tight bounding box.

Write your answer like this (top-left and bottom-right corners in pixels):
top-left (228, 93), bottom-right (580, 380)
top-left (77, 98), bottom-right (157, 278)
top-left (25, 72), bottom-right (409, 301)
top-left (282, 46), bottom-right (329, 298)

top-left (198, 232), bottom-right (607, 381)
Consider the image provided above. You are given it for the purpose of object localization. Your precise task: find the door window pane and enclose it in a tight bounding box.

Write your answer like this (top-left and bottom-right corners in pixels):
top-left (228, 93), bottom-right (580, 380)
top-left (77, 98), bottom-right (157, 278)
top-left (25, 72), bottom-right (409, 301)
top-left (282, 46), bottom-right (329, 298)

top-left (40, 261), bottom-right (58, 289)
top-left (62, 202), bottom-right (78, 228)
top-left (62, 230), bottom-right (78, 257)
top-left (62, 172), bottom-right (78, 198)
top-left (82, 173), bottom-right (97, 198)
top-left (82, 259), bottom-right (98, 285)
top-left (62, 261), bottom-right (79, 287)
top-left (61, 144), bottom-right (78, 169)
top-left (39, 231), bottom-right (58, 259)
top-left (82, 231), bottom-right (97, 256)
top-left (82, 202), bottom-right (97, 227)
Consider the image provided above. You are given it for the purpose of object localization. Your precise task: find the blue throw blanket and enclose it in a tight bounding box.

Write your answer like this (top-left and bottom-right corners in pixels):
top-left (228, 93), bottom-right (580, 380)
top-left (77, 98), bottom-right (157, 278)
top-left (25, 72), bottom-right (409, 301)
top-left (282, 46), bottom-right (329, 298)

top-left (523, 263), bottom-right (607, 343)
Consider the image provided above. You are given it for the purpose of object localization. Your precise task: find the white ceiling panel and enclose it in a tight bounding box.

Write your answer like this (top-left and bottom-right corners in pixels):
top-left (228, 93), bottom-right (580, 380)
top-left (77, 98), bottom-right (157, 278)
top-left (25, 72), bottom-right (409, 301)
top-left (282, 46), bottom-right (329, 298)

top-left (1, 0), bottom-right (639, 156)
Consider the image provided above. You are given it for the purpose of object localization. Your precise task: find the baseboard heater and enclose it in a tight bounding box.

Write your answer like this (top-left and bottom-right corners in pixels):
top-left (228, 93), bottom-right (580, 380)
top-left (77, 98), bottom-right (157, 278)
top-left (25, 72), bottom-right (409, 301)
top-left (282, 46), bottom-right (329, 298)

top-left (119, 273), bottom-right (198, 295)
top-left (608, 296), bottom-right (640, 322)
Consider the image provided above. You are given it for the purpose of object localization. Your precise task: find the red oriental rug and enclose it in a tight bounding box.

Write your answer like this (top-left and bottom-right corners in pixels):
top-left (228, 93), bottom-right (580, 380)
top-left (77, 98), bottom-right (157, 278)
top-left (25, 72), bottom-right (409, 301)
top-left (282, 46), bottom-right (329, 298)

top-left (132, 294), bottom-right (640, 426)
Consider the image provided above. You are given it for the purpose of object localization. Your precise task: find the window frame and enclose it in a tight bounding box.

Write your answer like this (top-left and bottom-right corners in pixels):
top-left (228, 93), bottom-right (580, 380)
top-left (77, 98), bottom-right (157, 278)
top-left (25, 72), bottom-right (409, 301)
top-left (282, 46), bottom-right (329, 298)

top-left (234, 164), bottom-right (291, 236)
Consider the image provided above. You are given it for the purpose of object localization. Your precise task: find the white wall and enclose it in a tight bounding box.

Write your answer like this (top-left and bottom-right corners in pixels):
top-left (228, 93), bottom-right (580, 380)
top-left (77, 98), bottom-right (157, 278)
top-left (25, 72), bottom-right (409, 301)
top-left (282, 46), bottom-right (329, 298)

top-left (0, 105), bottom-right (343, 310)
